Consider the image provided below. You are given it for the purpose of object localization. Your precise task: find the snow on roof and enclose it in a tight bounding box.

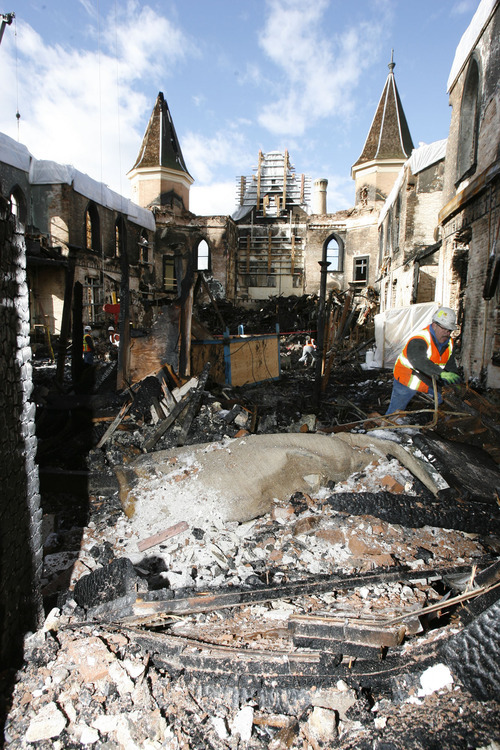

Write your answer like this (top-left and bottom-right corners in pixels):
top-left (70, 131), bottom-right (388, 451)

top-left (447, 0), bottom-right (498, 92)
top-left (0, 131), bottom-right (155, 231)
top-left (378, 139), bottom-right (447, 227)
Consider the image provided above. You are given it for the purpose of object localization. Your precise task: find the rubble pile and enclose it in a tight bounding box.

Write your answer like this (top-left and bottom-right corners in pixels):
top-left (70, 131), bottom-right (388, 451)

top-left (3, 298), bottom-right (500, 748)
top-left (6, 421), bottom-right (500, 747)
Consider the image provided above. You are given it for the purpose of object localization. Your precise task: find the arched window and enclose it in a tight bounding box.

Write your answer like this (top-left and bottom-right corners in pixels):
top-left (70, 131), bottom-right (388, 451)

top-left (457, 57), bottom-right (481, 183)
top-left (115, 217), bottom-right (126, 259)
top-left (324, 235), bottom-right (343, 272)
top-left (9, 186), bottom-right (26, 223)
top-left (393, 194), bottom-right (401, 253)
top-left (138, 231), bottom-right (149, 264)
top-left (196, 239), bottom-right (210, 271)
top-left (85, 202), bottom-right (100, 253)
top-left (378, 225), bottom-right (385, 266)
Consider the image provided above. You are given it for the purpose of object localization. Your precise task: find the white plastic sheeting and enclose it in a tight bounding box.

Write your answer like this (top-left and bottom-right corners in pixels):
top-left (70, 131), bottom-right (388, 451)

top-left (0, 132), bottom-right (31, 172)
top-left (371, 302), bottom-right (441, 369)
top-left (378, 140), bottom-right (447, 226)
top-left (0, 131), bottom-right (155, 230)
top-left (447, 0), bottom-right (497, 92)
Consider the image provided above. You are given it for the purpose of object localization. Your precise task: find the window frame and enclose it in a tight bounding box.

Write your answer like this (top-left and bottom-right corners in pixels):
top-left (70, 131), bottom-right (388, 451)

top-left (353, 255), bottom-right (369, 284)
top-left (196, 239), bottom-right (210, 272)
top-left (324, 234), bottom-right (343, 273)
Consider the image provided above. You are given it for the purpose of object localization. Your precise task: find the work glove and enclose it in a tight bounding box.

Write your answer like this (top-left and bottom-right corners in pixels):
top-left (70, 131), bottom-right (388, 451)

top-left (440, 371), bottom-right (460, 384)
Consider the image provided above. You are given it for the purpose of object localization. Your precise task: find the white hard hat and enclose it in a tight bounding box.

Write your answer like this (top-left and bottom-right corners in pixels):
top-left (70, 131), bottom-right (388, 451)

top-left (84, 325), bottom-right (91, 332)
top-left (108, 326), bottom-right (114, 331)
top-left (432, 307), bottom-right (458, 331)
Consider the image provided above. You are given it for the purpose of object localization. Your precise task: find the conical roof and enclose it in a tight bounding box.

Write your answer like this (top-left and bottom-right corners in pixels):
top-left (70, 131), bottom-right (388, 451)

top-left (131, 92), bottom-right (192, 177)
top-left (353, 56), bottom-right (414, 168)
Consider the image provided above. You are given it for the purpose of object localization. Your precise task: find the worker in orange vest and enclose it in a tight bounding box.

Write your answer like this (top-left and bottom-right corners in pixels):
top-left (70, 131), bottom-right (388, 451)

top-left (386, 307), bottom-right (460, 415)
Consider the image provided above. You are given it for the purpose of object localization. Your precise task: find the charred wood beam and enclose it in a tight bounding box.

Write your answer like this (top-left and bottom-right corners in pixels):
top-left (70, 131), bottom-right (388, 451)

top-left (143, 389), bottom-right (196, 452)
top-left (323, 491), bottom-right (500, 534)
top-left (85, 563), bottom-right (480, 625)
top-left (176, 362), bottom-right (211, 446)
top-left (72, 281), bottom-right (84, 384)
top-left (56, 248), bottom-right (76, 385)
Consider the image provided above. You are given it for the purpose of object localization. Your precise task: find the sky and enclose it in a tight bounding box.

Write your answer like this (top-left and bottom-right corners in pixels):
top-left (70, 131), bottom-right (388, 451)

top-left (0, 0), bottom-right (480, 216)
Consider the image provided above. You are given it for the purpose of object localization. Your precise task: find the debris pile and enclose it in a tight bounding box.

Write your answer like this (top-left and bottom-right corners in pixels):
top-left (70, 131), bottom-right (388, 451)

top-left (4, 295), bottom-right (500, 748)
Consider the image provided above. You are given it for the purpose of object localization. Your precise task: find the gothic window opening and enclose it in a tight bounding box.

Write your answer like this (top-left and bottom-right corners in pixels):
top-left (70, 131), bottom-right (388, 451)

top-left (115, 217), bottom-right (126, 259)
top-left (196, 239), bottom-right (210, 271)
top-left (85, 202), bottom-right (100, 253)
top-left (456, 57), bottom-right (480, 183)
top-left (9, 187), bottom-right (26, 223)
top-left (325, 236), bottom-right (343, 272)
top-left (139, 232), bottom-right (149, 264)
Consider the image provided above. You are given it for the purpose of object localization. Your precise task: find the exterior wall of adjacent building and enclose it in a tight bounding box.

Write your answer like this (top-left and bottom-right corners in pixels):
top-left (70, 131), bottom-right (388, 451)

top-left (0, 151), bottom-right (156, 336)
top-left (378, 154), bottom-right (446, 313)
top-left (439, 3), bottom-right (500, 385)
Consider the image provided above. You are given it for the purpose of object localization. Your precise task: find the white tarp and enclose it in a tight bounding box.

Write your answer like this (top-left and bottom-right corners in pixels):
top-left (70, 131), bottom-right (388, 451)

top-left (1, 130), bottom-right (155, 231)
top-left (447, 0), bottom-right (498, 92)
top-left (0, 132), bottom-right (31, 172)
top-left (378, 140), bottom-right (447, 226)
top-left (371, 302), bottom-right (441, 369)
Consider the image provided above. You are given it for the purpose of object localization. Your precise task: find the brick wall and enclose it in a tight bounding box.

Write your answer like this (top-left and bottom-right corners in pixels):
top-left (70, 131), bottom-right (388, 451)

top-left (0, 199), bottom-right (43, 669)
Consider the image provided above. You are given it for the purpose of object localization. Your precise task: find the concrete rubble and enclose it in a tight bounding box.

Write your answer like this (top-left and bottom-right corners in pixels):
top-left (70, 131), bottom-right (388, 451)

top-left (3, 318), bottom-right (500, 749)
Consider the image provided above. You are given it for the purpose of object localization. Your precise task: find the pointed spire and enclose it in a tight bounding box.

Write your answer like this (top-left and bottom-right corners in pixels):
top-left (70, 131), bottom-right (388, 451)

top-left (131, 92), bottom-right (192, 178)
top-left (353, 54), bottom-right (414, 168)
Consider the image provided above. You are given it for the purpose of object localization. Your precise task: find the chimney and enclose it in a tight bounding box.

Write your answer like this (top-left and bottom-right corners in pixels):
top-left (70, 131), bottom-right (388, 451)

top-left (313, 178), bottom-right (328, 214)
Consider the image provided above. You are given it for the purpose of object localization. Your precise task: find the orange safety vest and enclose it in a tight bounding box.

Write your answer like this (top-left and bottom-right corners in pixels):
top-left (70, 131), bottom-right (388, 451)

top-left (393, 325), bottom-right (453, 394)
top-left (83, 334), bottom-right (93, 353)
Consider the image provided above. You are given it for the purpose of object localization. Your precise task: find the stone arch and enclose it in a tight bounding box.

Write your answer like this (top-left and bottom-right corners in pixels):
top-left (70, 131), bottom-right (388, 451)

top-left (84, 201), bottom-right (101, 253)
top-left (323, 233), bottom-right (344, 273)
top-left (456, 56), bottom-right (481, 183)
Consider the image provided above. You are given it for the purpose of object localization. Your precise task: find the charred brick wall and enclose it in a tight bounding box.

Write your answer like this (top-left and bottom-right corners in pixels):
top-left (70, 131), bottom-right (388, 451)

top-left (0, 198), bottom-right (43, 669)
top-left (439, 6), bottom-right (500, 386)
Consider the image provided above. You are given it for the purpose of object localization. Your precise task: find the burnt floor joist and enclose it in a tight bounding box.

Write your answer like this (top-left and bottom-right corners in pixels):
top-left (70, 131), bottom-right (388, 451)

top-left (81, 562), bottom-right (489, 625)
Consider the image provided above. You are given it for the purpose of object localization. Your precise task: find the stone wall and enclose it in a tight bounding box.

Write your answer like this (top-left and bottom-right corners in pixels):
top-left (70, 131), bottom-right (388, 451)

top-left (439, 6), bottom-right (500, 385)
top-left (0, 198), bottom-right (43, 669)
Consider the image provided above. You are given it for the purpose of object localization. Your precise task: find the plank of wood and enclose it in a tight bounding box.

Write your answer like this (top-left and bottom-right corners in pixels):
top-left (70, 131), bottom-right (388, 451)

top-left (143, 394), bottom-right (192, 452)
top-left (88, 564), bottom-right (476, 625)
top-left (137, 521), bottom-right (189, 553)
top-left (96, 401), bottom-right (132, 449)
top-left (176, 363), bottom-right (211, 447)
top-left (289, 614), bottom-right (406, 648)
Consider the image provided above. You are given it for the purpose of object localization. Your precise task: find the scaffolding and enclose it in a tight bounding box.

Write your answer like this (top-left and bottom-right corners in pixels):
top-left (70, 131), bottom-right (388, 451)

top-left (236, 150), bottom-right (311, 217)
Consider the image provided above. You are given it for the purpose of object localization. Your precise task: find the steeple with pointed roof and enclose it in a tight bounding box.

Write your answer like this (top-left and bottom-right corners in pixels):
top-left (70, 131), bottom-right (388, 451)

top-left (351, 54), bottom-right (414, 207)
top-left (128, 92), bottom-right (193, 211)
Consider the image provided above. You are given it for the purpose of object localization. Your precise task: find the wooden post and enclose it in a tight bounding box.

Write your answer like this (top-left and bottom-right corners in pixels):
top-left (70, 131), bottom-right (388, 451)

top-left (72, 281), bottom-right (84, 384)
top-left (56, 248), bottom-right (76, 385)
top-left (117, 233), bottom-right (130, 390)
top-left (268, 229), bottom-right (272, 275)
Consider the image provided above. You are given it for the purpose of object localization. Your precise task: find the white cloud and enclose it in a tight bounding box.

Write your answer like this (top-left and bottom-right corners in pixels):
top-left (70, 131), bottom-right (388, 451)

top-left (257, 0), bottom-right (389, 136)
top-left (450, 1), bottom-right (476, 16)
top-left (0, 2), bottom-right (194, 197)
top-left (182, 128), bottom-right (253, 185)
top-left (324, 173), bottom-right (356, 213)
top-left (190, 182), bottom-right (237, 216)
